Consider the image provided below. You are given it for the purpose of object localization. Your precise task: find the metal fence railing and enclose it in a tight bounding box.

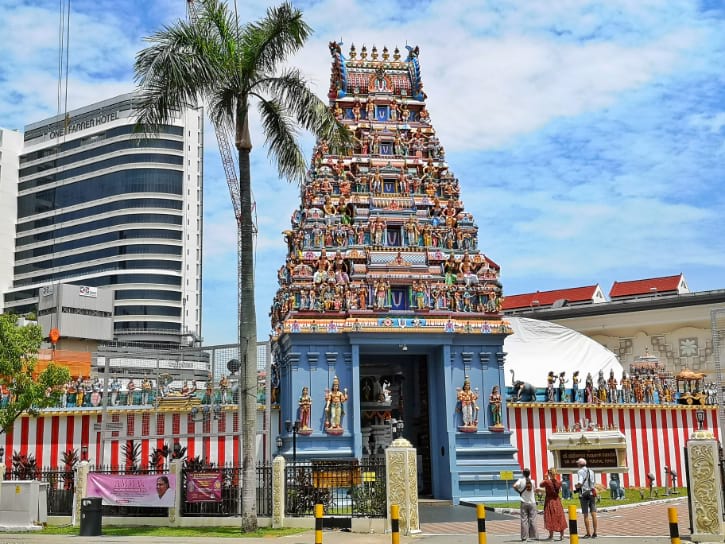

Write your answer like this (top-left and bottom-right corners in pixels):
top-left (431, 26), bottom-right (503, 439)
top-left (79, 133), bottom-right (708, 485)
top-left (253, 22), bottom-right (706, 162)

top-left (180, 463), bottom-right (273, 517)
top-left (285, 458), bottom-right (387, 518)
top-left (2, 458), bottom-right (385, 519)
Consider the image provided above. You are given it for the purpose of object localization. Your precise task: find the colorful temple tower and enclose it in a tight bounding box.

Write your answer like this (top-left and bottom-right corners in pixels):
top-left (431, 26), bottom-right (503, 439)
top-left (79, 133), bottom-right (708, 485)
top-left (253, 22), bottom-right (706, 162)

top-left (270, 42), bottom-right (520, 503)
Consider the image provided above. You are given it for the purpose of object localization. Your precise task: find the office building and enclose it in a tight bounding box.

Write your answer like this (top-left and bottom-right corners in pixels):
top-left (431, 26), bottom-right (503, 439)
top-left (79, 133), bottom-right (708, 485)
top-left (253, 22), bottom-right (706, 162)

top-left (2, 93), bottom-right (203, 346)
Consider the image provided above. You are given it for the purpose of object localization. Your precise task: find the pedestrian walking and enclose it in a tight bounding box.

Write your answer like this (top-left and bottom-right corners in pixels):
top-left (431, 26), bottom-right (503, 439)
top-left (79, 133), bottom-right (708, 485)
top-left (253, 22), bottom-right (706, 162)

top-left (513, 467), bottom-right (539, 542)
top-left (539, 468), bottom-right (567, 540)
top-left (575, 458), bottom-right (598, 538)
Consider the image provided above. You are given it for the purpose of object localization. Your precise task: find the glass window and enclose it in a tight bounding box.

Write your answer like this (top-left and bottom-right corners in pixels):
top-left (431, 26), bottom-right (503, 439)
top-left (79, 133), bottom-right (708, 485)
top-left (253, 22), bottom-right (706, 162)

top-left (17, 169), bottom-right (183, 218)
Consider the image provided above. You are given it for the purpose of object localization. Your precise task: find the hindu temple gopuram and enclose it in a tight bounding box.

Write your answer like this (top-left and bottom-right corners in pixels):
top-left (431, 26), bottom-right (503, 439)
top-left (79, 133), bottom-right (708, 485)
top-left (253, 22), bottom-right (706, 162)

top-left (269, 42), bottom-right (520, 503)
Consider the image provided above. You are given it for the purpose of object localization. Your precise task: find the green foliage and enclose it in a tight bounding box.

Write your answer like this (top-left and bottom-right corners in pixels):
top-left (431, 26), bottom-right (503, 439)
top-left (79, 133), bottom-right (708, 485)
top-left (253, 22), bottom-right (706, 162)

top-left (0, 314), bottom-right (71, 434)
top-left (350, 480), bottom-right (387, 517)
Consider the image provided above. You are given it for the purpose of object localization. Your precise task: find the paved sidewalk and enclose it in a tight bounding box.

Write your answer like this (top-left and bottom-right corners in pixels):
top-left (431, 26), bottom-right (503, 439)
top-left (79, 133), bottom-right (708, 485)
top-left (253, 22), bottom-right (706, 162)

top-left (0, 498), bottom-right (691, 544)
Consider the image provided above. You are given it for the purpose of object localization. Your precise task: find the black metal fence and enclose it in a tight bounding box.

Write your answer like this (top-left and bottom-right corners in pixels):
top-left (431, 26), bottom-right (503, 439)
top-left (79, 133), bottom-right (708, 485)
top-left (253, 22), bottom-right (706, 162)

top-left (180, 463), bottom-right (273, 517)
top-left (3, 458), bottom-right (385, 519)
top-left (285, 458), bottom-right (387, 518)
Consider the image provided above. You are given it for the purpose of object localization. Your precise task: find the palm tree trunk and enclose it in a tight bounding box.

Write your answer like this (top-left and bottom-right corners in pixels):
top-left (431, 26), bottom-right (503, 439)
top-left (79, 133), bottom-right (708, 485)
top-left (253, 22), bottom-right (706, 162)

top-left (238, 114), bottom-right (258, 531)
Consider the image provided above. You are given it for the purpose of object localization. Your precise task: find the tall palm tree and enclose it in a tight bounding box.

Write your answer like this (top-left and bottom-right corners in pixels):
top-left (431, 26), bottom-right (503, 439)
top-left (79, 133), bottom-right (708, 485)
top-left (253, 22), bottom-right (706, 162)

top-left (134, 0), bottom-right (347, 530)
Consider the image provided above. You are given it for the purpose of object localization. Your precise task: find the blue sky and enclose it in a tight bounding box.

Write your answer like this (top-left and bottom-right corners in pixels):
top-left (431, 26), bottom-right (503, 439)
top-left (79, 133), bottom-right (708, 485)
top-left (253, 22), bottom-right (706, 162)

top-left (1, 1), bottom-right (724, 345)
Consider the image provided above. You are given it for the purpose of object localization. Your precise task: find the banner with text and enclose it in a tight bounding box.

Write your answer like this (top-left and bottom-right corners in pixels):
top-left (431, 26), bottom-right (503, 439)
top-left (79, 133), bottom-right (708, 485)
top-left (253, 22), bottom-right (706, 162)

top-left (186, 472), bottom-right (223, 503)
top-left (86, 473), bottom-right (175, 507)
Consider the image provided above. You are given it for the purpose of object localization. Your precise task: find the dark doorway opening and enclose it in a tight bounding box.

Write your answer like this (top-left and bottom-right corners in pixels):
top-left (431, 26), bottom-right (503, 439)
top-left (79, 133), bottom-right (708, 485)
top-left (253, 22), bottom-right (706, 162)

top-left (359, 353), bottom-right (432, 496)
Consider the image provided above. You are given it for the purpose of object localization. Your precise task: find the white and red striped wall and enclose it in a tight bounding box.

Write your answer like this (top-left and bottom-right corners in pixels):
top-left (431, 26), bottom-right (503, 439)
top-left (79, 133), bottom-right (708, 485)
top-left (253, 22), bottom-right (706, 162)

top-left (509, 403), bottom-right (720, 488)
top-left (1, 404), bottom-right (719, 491)
top-left (0, 408), bottom-right (266, 469)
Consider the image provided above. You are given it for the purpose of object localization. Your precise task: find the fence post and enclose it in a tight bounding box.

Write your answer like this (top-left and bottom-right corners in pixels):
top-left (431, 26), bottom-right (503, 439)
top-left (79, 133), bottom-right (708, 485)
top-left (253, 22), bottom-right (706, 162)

top-left (272, 455), bottom-right (286, 528)
top-left (73, 461), bottom-right (90, 527)
top-left (168, 459), bottom-right (182, 526)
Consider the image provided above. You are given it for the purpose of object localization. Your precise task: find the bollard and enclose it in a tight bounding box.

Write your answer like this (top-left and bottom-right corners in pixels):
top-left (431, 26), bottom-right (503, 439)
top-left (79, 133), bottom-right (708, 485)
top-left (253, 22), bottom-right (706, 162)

top-left (315, 503), bottom-right (323, 544)
top-left (391, 504), bottom-right (400, 544)
top-left (568, 504), bottom-right (578, 544)
top-left (668, 506), bottom-right (680, 544)
top-left (477, 503), bottom-right (487, 544)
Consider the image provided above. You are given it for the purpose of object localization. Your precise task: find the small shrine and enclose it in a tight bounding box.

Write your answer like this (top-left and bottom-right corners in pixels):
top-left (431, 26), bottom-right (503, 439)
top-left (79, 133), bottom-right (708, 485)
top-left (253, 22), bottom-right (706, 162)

top-left (270, 42), bottom-right (520, 503)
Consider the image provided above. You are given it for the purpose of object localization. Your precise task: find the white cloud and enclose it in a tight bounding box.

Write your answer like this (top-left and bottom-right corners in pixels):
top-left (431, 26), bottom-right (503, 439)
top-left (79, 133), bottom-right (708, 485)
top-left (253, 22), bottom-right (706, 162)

top-left (2, 0), bottom-right (724, 345)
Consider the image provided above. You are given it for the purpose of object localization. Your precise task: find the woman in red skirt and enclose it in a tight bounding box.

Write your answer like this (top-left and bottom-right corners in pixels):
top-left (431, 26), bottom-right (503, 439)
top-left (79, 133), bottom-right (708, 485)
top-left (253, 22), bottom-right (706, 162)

top-left (540, 468), bottom-right (568, 540)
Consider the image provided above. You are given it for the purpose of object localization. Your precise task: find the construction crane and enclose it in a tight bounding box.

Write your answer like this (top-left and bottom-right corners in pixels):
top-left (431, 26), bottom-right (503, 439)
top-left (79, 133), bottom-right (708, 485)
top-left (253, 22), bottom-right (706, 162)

top-left (186, 0), bottom-right (254, 348)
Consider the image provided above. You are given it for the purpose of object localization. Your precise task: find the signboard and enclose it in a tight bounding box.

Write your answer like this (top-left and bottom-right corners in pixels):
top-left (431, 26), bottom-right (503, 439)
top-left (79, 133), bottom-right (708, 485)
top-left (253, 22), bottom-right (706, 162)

top-left (186, 472), bottom-right (222, 503)
top-left (79, 286), bottom-right (98, 298)
top-left (500, 470), bottom-right (514, 481)
top-left (560, 449), bottom-right (618, 470)
top-left (86, 473), bottom-right (175, 507)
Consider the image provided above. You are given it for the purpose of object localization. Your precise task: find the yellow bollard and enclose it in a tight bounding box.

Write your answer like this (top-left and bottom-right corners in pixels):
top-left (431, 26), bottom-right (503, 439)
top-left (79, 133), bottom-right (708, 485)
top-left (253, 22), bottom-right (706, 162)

top-left (315, 503), bottom-right (323, 544)
top-left (668, 506), bottom-right (681, 544)
top-left (391, 504), bottom-right (400, 544)
top-left (477, 503), bottom-right (487, 544)
top-left (568, 504), bottom-right (578, 544)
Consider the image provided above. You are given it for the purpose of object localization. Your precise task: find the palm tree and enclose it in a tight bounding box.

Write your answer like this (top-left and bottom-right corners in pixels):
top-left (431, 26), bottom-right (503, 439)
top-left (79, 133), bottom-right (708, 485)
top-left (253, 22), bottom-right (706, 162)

top-left (134, 0), bottom-right (348, 531)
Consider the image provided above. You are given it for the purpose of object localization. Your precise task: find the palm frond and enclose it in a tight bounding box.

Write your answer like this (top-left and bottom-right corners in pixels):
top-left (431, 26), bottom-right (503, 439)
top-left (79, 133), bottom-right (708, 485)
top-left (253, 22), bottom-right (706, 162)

top-left (257, 69), bottom-right (351, 149)
top-left (134, 10), bottom-right (230, 133)
top-left (240, 2), bottom-right (310, 77)
top-left (257, 97), bottom-right (306, 183)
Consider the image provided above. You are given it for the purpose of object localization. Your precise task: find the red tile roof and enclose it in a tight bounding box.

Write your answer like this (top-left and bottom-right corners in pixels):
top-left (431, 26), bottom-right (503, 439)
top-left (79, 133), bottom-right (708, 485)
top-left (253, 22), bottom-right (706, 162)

top-left (502, 285), bottom-right (600, 310)
top-left (609, 274), bottom-right (684, 298)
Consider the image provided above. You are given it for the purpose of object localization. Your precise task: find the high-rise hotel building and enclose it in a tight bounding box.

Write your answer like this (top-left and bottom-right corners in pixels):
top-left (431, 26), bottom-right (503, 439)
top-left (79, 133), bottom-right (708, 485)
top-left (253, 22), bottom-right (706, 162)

top-left (1, 93), bottom-right (203, 347)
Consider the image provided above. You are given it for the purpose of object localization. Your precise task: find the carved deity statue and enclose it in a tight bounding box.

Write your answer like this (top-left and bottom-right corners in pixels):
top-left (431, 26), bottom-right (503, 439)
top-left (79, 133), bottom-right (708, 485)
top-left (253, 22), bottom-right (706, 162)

top-left (325, 376), bottom-right (348, 431)
top-left (489, 385), bottom-right (502, 427)
top-left (457, 376), bottom-right (479, 428)
top-left (299, 387), bottom-right (312, 430)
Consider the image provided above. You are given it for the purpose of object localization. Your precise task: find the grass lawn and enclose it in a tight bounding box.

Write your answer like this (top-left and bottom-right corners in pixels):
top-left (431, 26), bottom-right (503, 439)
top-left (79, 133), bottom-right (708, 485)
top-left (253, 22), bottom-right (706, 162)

top-left (36, 525), bottom-right (307, 538)
top-left (486, 486), bottom-right (683, 510)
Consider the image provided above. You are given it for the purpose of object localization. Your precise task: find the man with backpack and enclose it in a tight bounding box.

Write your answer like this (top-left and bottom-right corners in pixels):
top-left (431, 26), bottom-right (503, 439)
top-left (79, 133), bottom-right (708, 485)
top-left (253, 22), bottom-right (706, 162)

top-left (575, 458), bottom-right (598, 538)
top-left (513, 467), bottom-right (539, 541)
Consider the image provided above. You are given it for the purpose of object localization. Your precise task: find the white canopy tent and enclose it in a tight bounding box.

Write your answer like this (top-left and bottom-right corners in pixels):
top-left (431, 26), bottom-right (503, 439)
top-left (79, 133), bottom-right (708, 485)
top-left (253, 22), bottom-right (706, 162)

top-left (503, 317), bottom-right (623, 388)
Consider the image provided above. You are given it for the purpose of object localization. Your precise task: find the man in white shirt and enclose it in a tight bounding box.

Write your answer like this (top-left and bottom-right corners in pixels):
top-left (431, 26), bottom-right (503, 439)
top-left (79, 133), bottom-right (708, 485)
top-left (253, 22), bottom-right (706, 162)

top-left (575, 458), bottom-right (598, 538)
top-left (513, 467), bottom-right (539, 541)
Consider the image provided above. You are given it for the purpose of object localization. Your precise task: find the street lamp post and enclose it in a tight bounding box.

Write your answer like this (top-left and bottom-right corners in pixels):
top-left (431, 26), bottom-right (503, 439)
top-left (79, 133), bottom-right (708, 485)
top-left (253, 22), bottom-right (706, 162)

top-left (285, 420), bottom-right (300, 464)
top-left (276, 436), bottom-right (283, 455)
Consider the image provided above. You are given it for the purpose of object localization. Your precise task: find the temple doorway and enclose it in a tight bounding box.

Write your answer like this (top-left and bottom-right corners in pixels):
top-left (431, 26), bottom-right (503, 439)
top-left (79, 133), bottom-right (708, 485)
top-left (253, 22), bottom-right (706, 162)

top-left (359, 352), bottom-right (433, 496)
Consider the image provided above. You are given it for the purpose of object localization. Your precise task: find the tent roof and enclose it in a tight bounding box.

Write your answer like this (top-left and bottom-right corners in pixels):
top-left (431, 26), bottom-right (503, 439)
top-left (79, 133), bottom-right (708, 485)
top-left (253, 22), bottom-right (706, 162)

top-left (503, 317), bottom-right (623, 387)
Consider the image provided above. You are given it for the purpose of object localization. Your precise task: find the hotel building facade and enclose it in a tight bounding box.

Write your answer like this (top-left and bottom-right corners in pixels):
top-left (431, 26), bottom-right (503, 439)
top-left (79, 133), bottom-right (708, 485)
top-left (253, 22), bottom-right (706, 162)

top-left (1, 93), bottom-right (203, 347)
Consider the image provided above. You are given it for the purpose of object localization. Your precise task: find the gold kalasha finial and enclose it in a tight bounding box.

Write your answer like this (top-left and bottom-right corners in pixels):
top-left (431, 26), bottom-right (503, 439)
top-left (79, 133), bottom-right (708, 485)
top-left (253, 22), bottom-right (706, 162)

top-left (382, 46), bottom-right (389, 61)
top-left (361, 45), bottom-right (368, 59)
top-left (349, 43), bottom-right (357, 59)
top-left (371, 45), bottom-right (378, 60)
top-left (393, 46), bottom-right (400, 61)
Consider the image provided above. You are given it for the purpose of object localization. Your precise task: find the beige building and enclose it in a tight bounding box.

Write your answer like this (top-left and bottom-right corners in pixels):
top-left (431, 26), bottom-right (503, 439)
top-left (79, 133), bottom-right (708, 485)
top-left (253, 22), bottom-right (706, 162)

top-left (503, 274), bottom-right (725, 382)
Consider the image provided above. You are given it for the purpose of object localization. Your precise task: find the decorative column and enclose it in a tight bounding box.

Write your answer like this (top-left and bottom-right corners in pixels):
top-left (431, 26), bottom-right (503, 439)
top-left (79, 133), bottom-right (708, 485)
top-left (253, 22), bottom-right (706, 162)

top-left (168, 459), bottom-right (182, 525)
top-left (385, 438), bottom-right (420, 535)
top-left (73, 461), bottom-right (91, 526)
top-left (687, 426), bottom-right (724, 541)
top-left (272, 455), bottom-right (286, 528)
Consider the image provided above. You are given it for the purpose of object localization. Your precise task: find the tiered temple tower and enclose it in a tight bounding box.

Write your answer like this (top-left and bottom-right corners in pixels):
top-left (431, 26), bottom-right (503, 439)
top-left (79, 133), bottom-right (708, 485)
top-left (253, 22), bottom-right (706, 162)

top-left (270, 42), bottom-right (520, 503)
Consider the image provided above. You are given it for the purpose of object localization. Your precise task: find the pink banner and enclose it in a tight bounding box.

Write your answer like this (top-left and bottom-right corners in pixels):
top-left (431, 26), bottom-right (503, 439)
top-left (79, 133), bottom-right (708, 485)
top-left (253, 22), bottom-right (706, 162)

top-left (186, 472), bottom-right (223, 503)
top-left (86, 473), bottom-right (175, 507)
